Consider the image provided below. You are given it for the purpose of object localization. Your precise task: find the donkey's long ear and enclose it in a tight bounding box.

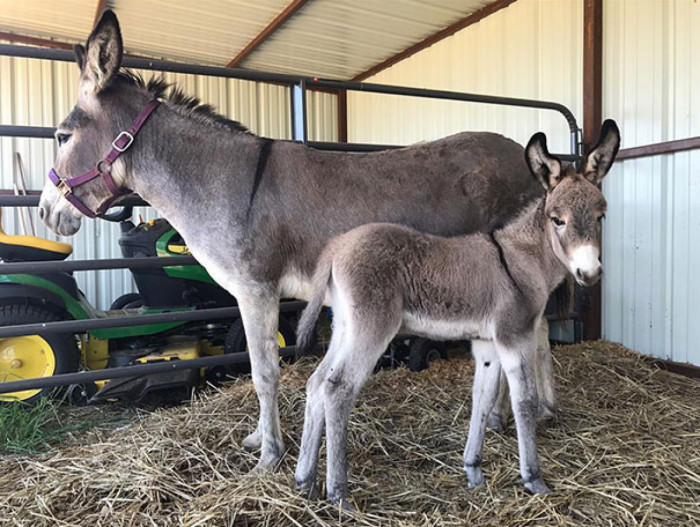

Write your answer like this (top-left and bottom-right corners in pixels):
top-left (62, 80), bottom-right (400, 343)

top-left (583, 119), bottom-right (620, 184)
top-left (81, 10), bottom-right (123, 94)
top-left (525, 132), bottom-right (563, 191)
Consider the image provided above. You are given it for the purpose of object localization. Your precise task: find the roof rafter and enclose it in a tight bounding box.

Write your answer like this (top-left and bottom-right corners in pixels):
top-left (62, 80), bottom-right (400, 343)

top-left (0, 31), bottom-right (74, 51)
top-left (226, 0), bottom-right (312, 68)
top-left (352, 0), bottom-right (518, 82)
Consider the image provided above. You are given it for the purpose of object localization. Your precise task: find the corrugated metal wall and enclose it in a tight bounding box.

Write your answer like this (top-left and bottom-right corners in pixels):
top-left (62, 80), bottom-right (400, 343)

top-left (347, 0), bottom-right (583, 155)
top-left (601, 0), bottom-right (700, 365)
top-left (347, 0), bottom-right (700, 365)
top-left (0, 53), bottom-right (337, 309)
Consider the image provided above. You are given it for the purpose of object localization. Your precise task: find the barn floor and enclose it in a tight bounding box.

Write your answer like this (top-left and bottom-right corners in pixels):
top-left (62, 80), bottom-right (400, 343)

top-left (0, 342), bottom-right (698, 527)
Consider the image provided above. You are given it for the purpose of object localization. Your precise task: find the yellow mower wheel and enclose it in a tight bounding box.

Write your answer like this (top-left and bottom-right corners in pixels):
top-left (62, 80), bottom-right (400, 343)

top-left (0, 305), bottom-right (79, 403)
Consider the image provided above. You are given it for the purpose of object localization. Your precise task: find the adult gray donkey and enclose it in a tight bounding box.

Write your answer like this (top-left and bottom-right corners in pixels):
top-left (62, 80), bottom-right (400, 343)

top-left (39, 11), bottom-right (557, 470)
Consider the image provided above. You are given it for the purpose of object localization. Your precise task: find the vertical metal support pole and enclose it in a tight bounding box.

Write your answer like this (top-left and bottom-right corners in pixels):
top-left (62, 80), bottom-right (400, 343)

top-left (582, 0), bottom-right (603, 341)
top-left (290, 80), bottom-right (308, 143)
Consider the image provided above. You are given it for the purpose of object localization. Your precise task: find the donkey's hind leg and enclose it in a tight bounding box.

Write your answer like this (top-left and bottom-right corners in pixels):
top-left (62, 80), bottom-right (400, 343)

top-left (486, 367), bottom-right (509, 431)
top-left (464, 339), bottom-right (502, 487)
top-left (323, 315), bottom-right (401, 507)
top-left (534, 317), bottom-right (556, 421)
top-left (295, 324), bottom-right (345, 497)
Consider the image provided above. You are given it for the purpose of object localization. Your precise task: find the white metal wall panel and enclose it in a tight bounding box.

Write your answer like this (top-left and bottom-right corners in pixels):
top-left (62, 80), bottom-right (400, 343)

top-left (346, 0), bottom-right (583, 155)
top-left (601, 0), bottom-right (700, 365)
top-left (307, 90), bottom-right (338, 142)
top-left (0, 54), bottom-right (335, 309)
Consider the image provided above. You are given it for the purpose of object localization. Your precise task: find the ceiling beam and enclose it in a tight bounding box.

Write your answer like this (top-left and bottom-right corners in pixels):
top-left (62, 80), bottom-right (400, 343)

top-left (227, 0), bottom-right (312, 68)
top-left (352, 0), bottom-right (518, 82)
top-left (94, 0), bottom-right (110, 26)
top-left (0, 32), bottom-right (74, 51)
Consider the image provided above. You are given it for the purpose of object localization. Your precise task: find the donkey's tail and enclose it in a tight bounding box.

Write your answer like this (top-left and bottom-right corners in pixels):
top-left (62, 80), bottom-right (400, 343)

top-left (296, 247), bottom-right (335, 355)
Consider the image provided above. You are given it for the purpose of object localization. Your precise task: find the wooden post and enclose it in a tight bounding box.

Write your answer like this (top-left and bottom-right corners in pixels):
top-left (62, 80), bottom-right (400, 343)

top-left (582, 0), bottom-right (603, 340)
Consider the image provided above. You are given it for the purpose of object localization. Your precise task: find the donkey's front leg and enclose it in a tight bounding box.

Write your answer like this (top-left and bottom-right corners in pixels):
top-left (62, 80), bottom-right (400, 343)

top-left (495, 334), bottom-right (551, 494)
top-left (534, 317), bottom-right (556, 421)
top-left (464, 340), bottom-right (502, 488)
top-left (237, 292), bottom-right (285, 471)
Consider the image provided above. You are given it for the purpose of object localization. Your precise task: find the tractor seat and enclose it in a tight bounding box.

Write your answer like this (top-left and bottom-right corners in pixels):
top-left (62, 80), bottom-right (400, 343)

top-left (0, 232), bottom-right (73, 262)
top-left (0, 217), bottom-right (73, 262)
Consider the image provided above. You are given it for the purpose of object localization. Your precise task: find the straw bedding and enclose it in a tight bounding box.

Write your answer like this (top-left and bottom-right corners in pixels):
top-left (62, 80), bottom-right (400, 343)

top-left (0, 341), bottom-right (698, 526)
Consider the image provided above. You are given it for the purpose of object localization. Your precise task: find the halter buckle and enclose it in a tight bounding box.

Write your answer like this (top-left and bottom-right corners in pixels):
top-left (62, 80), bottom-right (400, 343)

top-left (56, 179), bottom-right (72, 197)
top-left (112, 131), bottom-right (134, 152)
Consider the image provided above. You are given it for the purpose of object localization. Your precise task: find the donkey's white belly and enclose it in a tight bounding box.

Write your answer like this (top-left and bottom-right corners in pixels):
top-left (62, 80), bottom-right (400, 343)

top-left (402, 312), bottom-right (493, 341)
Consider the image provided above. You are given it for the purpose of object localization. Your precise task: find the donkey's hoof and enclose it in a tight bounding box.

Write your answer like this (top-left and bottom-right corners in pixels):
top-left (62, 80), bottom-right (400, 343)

top-left (465, 466), bottom-right (485, 489)
top-left (295, 478), bottom-right (319, 500)
top-left (486, 412), bottom-right (506, 432)
top-left (524, 477), bottom-right (551, 495)
top-left (537, 403), bottom-right (557, 423)
top-left (330, 497), bottom-right (357, 514)
top-left (242, 430), bottom-right (262, 451)
top-left (252, 451), bottom-right (282, 474)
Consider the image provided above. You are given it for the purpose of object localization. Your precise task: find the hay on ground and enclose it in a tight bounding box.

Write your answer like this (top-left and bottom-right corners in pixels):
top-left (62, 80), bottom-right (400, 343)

top-left (0, 341), bottom-right (699, 526)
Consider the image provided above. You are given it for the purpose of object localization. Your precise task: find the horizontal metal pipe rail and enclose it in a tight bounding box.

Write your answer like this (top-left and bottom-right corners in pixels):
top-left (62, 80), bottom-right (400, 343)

top-left (0, 255), bottom-right (197, 273)
top-left (0, 43), bottom-right (580, 137)
top-left (0, 193), bottom-right (146, 207)
top-left (0, 301), bottom-right (306, 339)
top-left (0, 346), bottom-right (298, 395)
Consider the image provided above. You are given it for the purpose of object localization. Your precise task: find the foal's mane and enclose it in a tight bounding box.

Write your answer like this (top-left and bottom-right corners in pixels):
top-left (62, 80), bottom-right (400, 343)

top-left (114, 70), bottom-right (251, 134)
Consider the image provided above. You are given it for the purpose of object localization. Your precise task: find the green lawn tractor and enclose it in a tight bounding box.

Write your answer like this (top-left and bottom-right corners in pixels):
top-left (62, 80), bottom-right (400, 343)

top-left (0, 207), bottom-right (295, 404)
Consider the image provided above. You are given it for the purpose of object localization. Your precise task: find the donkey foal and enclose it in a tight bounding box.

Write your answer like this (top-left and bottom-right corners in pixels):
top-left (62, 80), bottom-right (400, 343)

top-left (294, 122), bottom-right (620, 505)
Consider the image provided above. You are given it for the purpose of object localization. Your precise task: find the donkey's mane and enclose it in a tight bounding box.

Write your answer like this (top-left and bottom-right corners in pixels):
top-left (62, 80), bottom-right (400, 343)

top-left (114, 70), bottom-right (251, 134)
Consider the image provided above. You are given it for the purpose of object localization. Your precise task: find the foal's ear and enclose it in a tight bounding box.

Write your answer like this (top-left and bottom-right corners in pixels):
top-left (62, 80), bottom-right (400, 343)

top-left (81, 10), bottom-right (123, 94)
top-left (583, 119), bottom-right (620, 184)
top-left (525, 132), bottom-right (563, 191)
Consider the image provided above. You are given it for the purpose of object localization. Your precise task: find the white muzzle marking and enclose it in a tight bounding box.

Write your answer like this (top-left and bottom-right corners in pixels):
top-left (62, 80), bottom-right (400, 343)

top-left (570, 244), bottom-right (601, 282)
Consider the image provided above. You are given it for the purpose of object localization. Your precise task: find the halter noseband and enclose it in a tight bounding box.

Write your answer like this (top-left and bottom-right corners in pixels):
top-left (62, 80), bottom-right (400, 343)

top-left (48, 99), bottom-right (160, 218)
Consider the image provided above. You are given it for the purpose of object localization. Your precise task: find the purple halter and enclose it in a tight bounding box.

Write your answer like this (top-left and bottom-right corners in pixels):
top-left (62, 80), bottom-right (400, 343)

top-left (48, 99), bottom-right (160, 218)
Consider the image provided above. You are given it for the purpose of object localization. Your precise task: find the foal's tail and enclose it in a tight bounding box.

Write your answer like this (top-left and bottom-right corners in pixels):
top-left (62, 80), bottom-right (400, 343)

top-left (296, 246), bottom-right (335, 355)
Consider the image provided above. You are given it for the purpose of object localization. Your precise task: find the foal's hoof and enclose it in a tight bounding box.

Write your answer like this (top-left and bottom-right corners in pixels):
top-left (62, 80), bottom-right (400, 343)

top-left (295, 479), bottom-right (320, 500)
top-left (465, 466), bottom-right (485, 489)
top-left (536, 403), bottom-right (557, 424)
top-left (242, 430), bottom-right (262, 451)
top-left (486, 412), bottom-right (507, 432)
top-left (252, 451), bottom-right (282, 474)
top-left (524, 477), bottom-right (552, 495)
top-left (331, 497), bottom-right (357, 514)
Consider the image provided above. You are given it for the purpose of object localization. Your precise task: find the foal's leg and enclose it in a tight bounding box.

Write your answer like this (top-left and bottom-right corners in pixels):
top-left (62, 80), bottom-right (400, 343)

top-left (237, 292), bottom-right (285, 471)
top-left (486, 367), bottom-right (509, 431)
top-left (463, 339), bottom-right (502, 487)
top-left (534, 317), bottom-right (556, 420)
top-left (295, 318), bottom-right (345, 497)
top-left (495, 333), bottom-right (550, 494)
top-left (324, 316), bottom-right (400, 506)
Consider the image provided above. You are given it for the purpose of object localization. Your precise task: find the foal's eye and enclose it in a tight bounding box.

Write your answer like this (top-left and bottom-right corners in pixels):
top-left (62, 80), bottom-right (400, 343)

top-left (551, 216), bottom-right (566, 227)
top-left (56, 133), bottom-right (71, 146)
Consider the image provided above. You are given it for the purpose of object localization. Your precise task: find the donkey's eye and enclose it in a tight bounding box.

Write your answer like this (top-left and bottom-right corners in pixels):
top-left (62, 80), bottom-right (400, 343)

top-left (551, 216), bottom-right (566, 227)
top-left (56, 133), bottom-right (72, 146)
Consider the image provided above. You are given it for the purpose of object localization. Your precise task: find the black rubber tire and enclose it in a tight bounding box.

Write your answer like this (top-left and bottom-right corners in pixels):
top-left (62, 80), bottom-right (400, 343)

top-left (0, 304), bottom-right (80, 404)
top-left (224, 316), bottom-right (297, 374)
top-left (408, 338), bottom-right (448, 372)
top-left (109, 293), bottom-right (144, 310)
